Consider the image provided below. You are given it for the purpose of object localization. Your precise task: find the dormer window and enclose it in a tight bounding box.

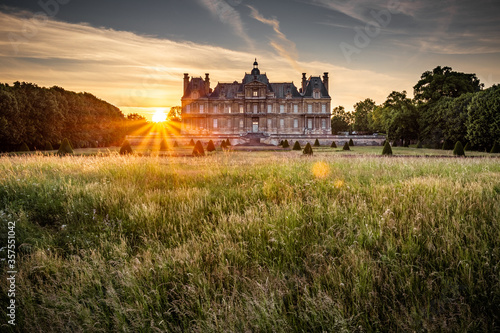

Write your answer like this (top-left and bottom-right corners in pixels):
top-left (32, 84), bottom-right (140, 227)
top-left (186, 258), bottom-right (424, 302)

top-left (253, 90), bottom-right (258, 97)
top-left (313, 91), bottom-right (320, 99)
top-left (192, 91), bottom-right (199, 99)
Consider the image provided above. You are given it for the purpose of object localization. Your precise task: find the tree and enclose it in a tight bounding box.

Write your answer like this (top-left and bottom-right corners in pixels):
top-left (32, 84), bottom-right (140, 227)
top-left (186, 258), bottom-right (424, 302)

top-left (58, 138), bottom-right (73, 155)
top-left (466, 85), bottom-right (500, 151)
top-left (119, 140), bottom-right (133, 155)
top-left (414, 66), bottom-right (483, 105)
top-left (192, 140), bottom-right (205, 156)
top-left (343, 142), bottom-right (350, 151)
top-left (19, 142), bottom-right (30, 152)
top-left (353, 98), bottom-right (375, 132)
top-left (314, 139), bottom-right (320, 147)
top-left (382, 141), bottom-right (393, 155)
top-left (464, 142), bottom-right (471, 151)
top-left (378, 91), bottom-right (419, 146)
top-left (283, 140), bottom-right (290, 148)
top-left (173, 141), bottom-right (179, 147)
top-left (348, 138), bottom-right (354, 146)
top-left (167, 106), bottom-right (182, 122)
top-left (189, 138), bottom-right (195, 146)
top-left (127, 113), bottom-right (147, 121)
top-left (207, 140), bottom-right (216, 152)
top-left (45, 142), bottom-right (54, 151)
top-left (159, 138), bottom-right (169, 151)
top-left (226, 139), bottom-right (231, 146)
top-left (303, 142), bottom-right (313, 155)
top-left (453, 141), bottom-right (465, 156)
top-left (292, 141), bottom-right (301, 150)
top-left (330, 141), bottom-right (337, 148)
top-left (331, 106), bottom-right (351, 134)
top-left (491, 142), bottom-right (500, 154)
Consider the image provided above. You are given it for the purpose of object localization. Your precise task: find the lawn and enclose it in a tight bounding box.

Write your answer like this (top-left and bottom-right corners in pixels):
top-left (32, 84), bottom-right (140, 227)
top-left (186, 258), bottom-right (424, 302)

top-left (1, 152), bottom-right (499, 332)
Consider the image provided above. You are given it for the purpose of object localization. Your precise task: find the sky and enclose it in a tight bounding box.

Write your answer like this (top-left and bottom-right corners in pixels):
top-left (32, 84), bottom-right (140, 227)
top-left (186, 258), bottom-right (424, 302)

top-left (1, 0), bottom-right (499, 120)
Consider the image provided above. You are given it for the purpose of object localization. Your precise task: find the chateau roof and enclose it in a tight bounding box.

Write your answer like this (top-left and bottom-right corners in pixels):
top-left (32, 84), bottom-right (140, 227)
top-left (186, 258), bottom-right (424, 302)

top-left (210, 82), bottom-right (241, 99)
top-left (183, 77), bottom-right (207, 98)
top-left (303, 76), bottom-right (330, 98)
top-left (270, 83), bottom-right (301, 98)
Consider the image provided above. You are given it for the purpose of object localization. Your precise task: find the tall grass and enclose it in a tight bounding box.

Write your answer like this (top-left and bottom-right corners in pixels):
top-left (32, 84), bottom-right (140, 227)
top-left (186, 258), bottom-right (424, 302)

top-left (1, 152), bottom-right (499, 332)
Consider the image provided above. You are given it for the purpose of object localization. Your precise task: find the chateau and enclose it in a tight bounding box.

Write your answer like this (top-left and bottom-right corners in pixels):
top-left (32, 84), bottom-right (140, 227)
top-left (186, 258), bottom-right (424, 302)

top-left (181, 60), bottom-right (332, 137)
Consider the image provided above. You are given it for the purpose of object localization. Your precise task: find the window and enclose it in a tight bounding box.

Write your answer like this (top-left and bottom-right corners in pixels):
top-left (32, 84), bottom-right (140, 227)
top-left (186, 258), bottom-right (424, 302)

top-left (280, 119), bottom-right (284, 128)
top-left (313, 91), bottom-right (320, 99)
top-left (321, 104), bottom-right (326, 113)
top-left (213, 105), bottom-right (217, 113)
top-left (239, 119), bottom-right (244, 128)
top-left (267, 119), bottom-right (272, 129)
top-left (322, 119), bottom-right (326, 129)
top-left (253, 104), bottom-right (258, 113)
top-left (308, 119), bottom-right (313, 129)
top-left (294, 119), bottom-right (298, 128)
top-left (307, 104), bottom-right (312, 113)
top-left (253, 90), bottom-right (258, 97)
top-left (186, 105), bottom-right (191, 113)
top-left (228, 119), bottom-right (232, 128)
top-left (200, 104), bottom-right (204, 113)
top-left (213, 119), bottom-right (218, 128)
top-left (227, 105), bottom-right (232, 113)
top-left (239, 105), bottom-right (244, 113)
top-left (267, 105), bottom-right (272, 113)
top-left (280, 105), bottom-right (285, 113)
top-left (293, 105), bottom-right (298, 113)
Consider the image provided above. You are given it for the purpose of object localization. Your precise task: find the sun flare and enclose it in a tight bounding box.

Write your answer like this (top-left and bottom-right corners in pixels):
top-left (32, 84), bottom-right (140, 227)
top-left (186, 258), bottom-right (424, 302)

top-left (152, 108), bottom-right (167, 123)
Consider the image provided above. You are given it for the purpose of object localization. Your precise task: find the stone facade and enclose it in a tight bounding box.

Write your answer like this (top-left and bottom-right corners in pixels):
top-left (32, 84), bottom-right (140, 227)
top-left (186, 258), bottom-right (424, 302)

top-left (181, 60), bottom-right (331, 136)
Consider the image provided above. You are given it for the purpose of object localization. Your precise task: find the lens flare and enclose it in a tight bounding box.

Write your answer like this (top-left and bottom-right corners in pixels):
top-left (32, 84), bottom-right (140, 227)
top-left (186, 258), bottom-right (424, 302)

top-left (152, 108), bottom-right (167, 123)
top-left (312, 161), bottom-right (330, 179)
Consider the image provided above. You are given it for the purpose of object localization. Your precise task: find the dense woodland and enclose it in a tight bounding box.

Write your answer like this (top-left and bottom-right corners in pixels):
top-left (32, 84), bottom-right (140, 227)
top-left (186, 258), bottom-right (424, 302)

top-left (0, 82), bottom-right (129, 152)
top-left (331, 66), bottom-right (500, 151)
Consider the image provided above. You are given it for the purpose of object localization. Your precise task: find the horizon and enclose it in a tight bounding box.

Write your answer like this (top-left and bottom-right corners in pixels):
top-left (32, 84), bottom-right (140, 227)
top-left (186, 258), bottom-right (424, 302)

top-left (1, 0), bottom-right (500, 121)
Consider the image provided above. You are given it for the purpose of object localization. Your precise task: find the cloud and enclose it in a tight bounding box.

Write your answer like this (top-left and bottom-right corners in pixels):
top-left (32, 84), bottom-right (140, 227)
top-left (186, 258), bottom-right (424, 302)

top-left (247, 5), bottom-right (304, 73)
top-left (0, 10), bottom-right (433, 118)
top-left (197, 0), bottom-right (253, 48)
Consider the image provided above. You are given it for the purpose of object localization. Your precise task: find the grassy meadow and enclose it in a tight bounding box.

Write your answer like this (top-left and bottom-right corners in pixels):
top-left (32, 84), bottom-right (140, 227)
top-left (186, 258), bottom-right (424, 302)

top-left (1, 151), bottom-right (499, 332)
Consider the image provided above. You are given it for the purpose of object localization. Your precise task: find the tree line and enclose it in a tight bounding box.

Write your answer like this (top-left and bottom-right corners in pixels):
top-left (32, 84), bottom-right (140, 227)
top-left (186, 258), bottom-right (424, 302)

top-left (331, 66), bottom-right (500, 151)
top-left (0, 82), bottom-right (131, 152)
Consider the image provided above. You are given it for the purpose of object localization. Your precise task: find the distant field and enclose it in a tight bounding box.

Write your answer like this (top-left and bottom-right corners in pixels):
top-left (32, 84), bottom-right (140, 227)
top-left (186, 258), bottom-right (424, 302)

top-left (0, 153), bottom-right (499, 332)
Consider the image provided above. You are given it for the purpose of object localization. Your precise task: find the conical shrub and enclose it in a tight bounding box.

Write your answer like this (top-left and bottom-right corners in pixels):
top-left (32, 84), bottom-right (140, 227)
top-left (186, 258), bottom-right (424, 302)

top-left (18, 142), bottom-right (30, 152)
top-left (173, 141), bottom-right (179, 147)
top-left (189, 138), bottom-right (195, 146)
top-left (58, 138), bottom-right (73, 155)
top-left (221, 140), bottom-right (227, 149)
top-left (342, 142), bottom-right (350, 151)
top-left (283, 140), bottom-right (290, 148)
top-left (279, 140), bottom-right (283, 146)
top-left (159, 138), bottom-right (169, 151)
top-left (207, 140), bottom-right (216, 152)
top-left (119, 140), bottom-right (133, 155)
top-left (192, 140), bottom-right (205, 156)
top-left (314, 139), bottom-right (320, 147)
top-left (381, 139), bottom-right (386, 146)
top-left (416, 141), bottom-right (423, 148)
top-left (330, 141), bottom-right (337, 148)
top-left (45, 142), bottom-right (53, 151)
top-left (382, 141), bottom-right (393, 155)
top-left (226, 139), bottom-right (231, 146)
top-left (464, 142), bottom-right (471, 151)
top-left (453, 141), bottom-right (465, 156)
top-left (349, 138), bottom-right (354, 146)
top-left (490, 142), bottom-right (500, 153)
top-left (303, 142), bottom-right (313, 155)
top-left (293, 141), bottom-right (301, 150)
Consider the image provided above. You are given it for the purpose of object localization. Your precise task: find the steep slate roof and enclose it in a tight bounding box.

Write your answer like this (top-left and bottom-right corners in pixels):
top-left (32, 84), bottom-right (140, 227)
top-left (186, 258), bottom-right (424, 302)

top-left (303, 76), bottom-right (330, 98)
top-left (270, 83), bottom-right (301, 98)
top-left (210, 82), bottom-right (242, 99)
top-left (183, 77), bottom-right (207, 98)
top-left (242, 73), bottom-right (274, 91)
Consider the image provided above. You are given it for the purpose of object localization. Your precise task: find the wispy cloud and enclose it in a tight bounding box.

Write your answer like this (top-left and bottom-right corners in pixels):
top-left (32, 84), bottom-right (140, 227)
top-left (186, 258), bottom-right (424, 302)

top-left (247, 5), bottom-right (303, 73)
top-left (197, 0), bottom-right (253, 48)
top-left (0, 10), bottom-right (450, 117)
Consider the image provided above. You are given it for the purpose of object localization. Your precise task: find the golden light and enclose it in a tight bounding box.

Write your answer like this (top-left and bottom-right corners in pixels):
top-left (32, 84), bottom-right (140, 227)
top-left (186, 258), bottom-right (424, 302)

top-left (152, 108), bottom-right (167, 123)
top-left (334, 179), bottom-right (345, 188)
top-left (312, 161), bottom-right (330, 179)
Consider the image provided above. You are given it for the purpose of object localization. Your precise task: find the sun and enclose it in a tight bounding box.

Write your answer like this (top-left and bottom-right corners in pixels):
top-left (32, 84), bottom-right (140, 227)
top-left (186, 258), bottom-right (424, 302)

top-left (152, 108), bottom-right (167, 123)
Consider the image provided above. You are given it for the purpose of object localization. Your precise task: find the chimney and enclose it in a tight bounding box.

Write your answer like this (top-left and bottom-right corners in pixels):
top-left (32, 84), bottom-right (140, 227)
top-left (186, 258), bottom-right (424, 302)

top-left (183, 73), bottom-right (189, 95)
top-left (322, 72), bottom-right (329, 93)
top-left (205, 73), bottom-right (210, 95)
top-left (301, 73), bottom-right (307, 93)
